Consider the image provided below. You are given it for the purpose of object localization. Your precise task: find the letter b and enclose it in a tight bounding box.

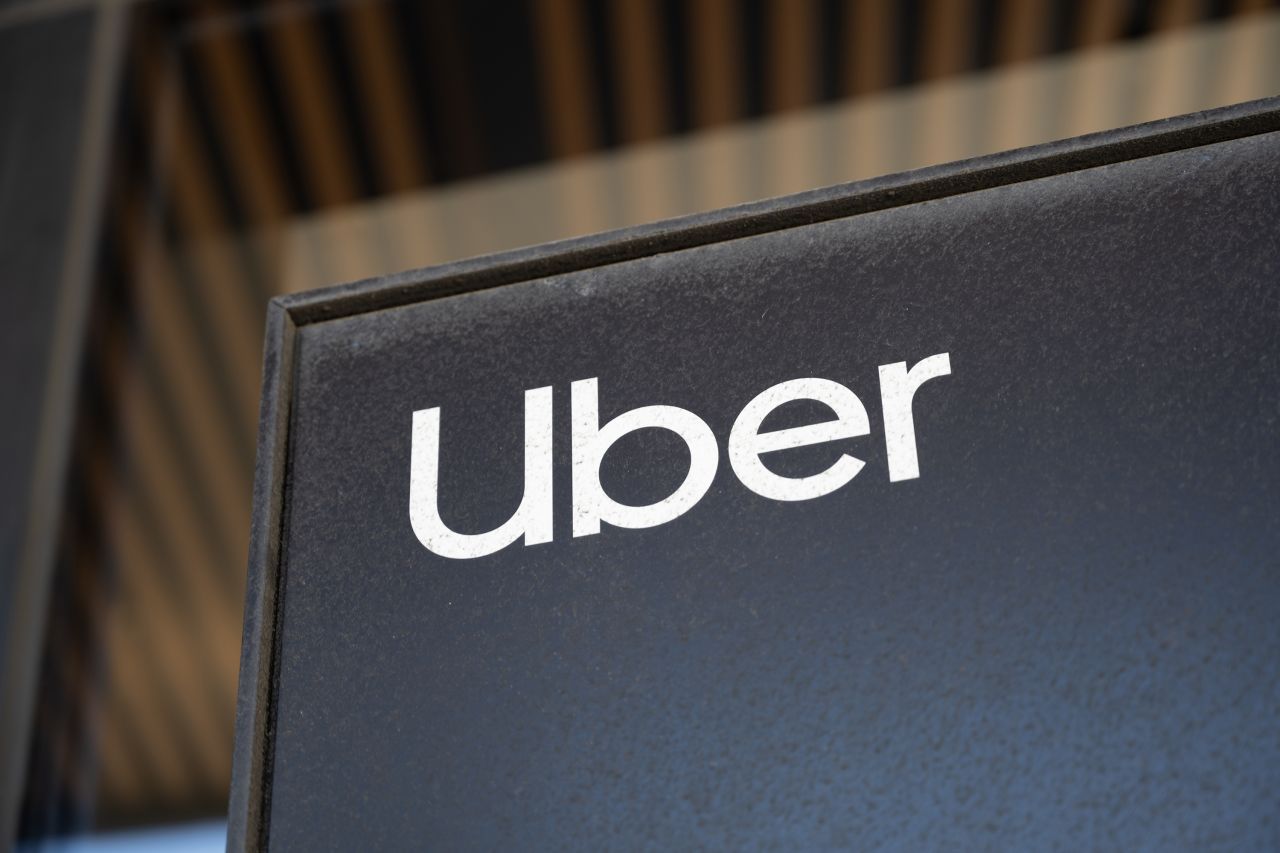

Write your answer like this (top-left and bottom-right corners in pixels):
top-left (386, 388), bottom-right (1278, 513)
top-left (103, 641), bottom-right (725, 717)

top-left (571, 378), bottom-right (719, 538)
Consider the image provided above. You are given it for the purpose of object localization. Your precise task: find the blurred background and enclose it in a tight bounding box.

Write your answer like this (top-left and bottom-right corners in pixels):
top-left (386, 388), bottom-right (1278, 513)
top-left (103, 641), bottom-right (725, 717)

top-left (2, 0), bottom-right (1278, 847)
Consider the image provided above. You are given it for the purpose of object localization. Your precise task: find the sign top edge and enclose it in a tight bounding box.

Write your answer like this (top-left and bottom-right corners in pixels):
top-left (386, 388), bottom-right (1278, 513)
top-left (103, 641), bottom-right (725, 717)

top-left (273, 96), bottom-right (1280, 328)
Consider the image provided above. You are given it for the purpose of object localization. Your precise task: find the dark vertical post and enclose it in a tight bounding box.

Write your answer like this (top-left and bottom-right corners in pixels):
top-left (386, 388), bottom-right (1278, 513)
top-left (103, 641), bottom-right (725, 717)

top-left (0, 2), bottom-right (126, 845)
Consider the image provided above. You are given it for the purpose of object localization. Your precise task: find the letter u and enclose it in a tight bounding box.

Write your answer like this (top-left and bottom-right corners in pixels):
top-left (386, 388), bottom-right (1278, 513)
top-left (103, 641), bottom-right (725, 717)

top-left (409, 386), bottom-right (554, 559)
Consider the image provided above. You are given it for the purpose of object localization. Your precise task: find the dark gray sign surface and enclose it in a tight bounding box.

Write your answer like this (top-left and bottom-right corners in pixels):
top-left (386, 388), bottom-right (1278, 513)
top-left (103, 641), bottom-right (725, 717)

top-left (231, 101), bottom-right (1280, 850)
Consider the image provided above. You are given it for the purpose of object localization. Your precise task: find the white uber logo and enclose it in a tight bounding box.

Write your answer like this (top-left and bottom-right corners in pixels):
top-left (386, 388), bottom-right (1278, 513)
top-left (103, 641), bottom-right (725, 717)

top-left (410, 352), bottom-right (951, 559)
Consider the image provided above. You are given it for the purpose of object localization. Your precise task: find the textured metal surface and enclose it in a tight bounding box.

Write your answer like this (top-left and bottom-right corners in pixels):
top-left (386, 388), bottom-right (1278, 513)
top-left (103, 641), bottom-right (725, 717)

top-left (234, 103), bottom-right (1280, 849)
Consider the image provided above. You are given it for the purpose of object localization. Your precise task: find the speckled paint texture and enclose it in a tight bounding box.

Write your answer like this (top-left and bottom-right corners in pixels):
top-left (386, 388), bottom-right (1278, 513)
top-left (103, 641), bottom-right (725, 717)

top-left (257, 129), bottom-right (1279, 849)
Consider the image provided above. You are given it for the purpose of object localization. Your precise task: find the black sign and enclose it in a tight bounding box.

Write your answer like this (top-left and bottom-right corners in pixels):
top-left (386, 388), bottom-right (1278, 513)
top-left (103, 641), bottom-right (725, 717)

top-left (230, 100), bottom-right (1280, 850)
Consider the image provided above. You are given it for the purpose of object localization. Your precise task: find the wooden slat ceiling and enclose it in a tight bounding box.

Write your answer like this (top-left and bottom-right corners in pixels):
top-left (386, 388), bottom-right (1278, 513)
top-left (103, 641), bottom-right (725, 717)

top-left (18, 0), bottom-right (1279, 835)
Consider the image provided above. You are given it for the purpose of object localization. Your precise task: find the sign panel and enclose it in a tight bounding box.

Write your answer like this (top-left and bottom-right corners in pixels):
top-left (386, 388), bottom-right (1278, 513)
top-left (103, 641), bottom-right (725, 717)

top-left (230, 100), bottom-right (1280, 850)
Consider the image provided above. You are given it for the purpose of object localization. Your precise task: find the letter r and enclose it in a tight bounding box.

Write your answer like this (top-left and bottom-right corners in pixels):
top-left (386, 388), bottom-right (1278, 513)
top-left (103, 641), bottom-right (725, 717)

top-left (878, 352), bottom-right (951, 482)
